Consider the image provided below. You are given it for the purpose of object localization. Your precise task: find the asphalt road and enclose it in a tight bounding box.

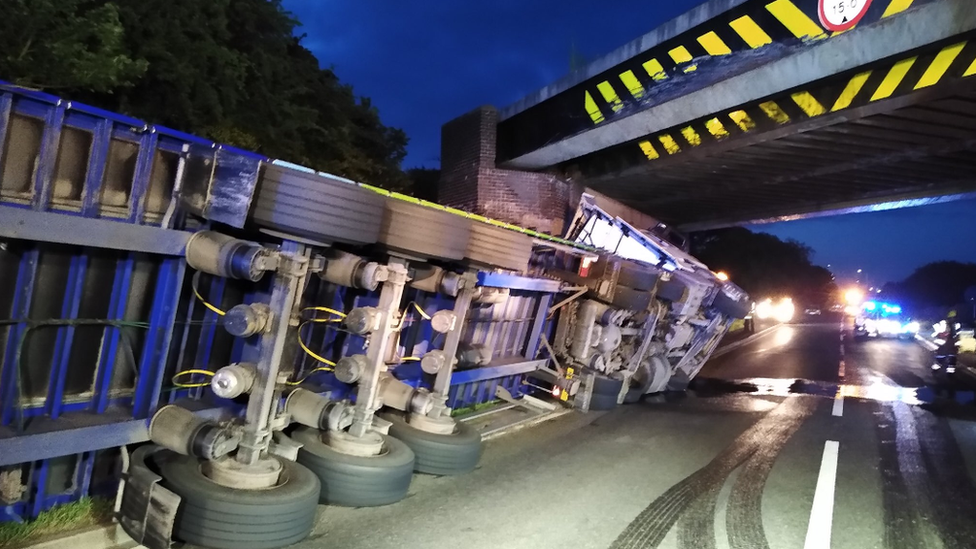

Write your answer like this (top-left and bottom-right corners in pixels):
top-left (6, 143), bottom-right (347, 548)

top-left (286, 315), bottom-right (976, 549)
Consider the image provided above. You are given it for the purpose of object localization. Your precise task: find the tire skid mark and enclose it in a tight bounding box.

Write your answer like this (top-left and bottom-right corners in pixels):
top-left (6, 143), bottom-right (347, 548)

top-left (725, 421), bottom-right (799, 549)
top-left (875, 402), bottom-right (943, 549)
top-left (911, 406), bottom-right (976, 549)
top-left (677, 486), bottom-right (719, 549)
top-left (610, 397), bottom-right (816, 549)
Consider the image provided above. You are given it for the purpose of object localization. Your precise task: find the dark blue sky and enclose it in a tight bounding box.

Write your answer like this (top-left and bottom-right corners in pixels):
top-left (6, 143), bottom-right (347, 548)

top-left (282, 0), bottom-right (974, 286)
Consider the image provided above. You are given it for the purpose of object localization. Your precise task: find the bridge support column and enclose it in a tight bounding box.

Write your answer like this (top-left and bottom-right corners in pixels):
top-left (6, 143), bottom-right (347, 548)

top-left (438, 105), bottom-right (574, 235)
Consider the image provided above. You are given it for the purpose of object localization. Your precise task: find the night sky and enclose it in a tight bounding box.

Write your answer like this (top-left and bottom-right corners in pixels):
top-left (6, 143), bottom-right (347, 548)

top-left (283, 0), bottom-right (975, 286)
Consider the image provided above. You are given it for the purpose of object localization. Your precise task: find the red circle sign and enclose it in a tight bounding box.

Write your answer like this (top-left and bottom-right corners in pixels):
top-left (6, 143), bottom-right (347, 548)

top-left (819, 0), bottom-right (874, 32)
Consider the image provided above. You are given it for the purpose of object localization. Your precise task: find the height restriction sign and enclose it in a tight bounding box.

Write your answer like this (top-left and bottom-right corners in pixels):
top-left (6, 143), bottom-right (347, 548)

top-left (819, 0), bottom-right (873, 32)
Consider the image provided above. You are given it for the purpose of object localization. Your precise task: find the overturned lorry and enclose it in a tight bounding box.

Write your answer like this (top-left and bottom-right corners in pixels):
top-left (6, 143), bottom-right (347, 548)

top-left (0, 82), bottom-right (748, 548)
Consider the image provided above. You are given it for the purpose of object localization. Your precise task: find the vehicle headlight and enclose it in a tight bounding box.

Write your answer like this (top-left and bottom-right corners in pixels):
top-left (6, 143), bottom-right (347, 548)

top-left (876, 320), bottom-right (896, 333)
top-left (904, 322), bottom-right (920, 334)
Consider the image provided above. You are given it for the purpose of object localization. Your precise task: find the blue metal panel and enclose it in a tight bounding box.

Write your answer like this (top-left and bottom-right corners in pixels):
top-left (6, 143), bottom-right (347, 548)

top-left (91, 256), bottom-right (135, 413)
top-left (477, 272), bottom-right (562, 293)
top-left (46, 255), bottom-right (88, 418)
top-left (31, 102), bottom-right (67, 211)
top-left (132, 259), bottom-right (186, 418)
top-left (181, 145), bottom-right (262, 228)
top-left (81, 119), bottom-right (112, 217)
top-left (0, 249), bottom-right (39, 427)
top-left (0, 93), bottom-right (12, 165)
top-left (28, 463), bottom-right (50, 518)
top-left (62, 110), bottom-right (103, 133)
top-left (127, 130), bottom-right (159, 223)
top-left (523, 294), bottom-right (552, 359)
top-left (450, 359), bottom-right (548, 385)
top-left (77, 451), bottom-right (95, 497)
top-left (0, 81), bottom-right (146, 128)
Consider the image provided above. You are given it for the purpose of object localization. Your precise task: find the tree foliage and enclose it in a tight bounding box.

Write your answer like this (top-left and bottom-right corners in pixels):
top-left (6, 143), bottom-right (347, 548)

top-left (882, 261), bottom-right (976, 317)
top-left (691, 227), bottom-right (836, 307)
top-left (0, 0), bottom-right (410, 191)
top-left (0, 0), bottom-right (146, 91)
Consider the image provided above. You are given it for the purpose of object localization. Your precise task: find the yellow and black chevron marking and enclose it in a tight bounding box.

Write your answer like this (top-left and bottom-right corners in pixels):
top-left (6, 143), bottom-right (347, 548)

top-left (583, 0), bottom-right (927, 126)
top-left (630, 35), bottom-right (976, 163)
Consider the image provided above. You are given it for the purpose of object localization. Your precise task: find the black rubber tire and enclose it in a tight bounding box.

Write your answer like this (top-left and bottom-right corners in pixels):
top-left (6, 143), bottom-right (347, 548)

top-left (610, 286), bottom-right (652, 311)
top-left (657, 277), bottom-right (688, 302)
top-left (617, 261), bottom-right (659, 292)
top-left (292, 427), bottom-right (415, 507)
top-left (385, 415), bottom-right (483, 475)
top-left (250, 163), bottom-right (386, 246)
top-left (711, 290), bottom-right (751, 319)
top-left (592, 374), bottom-right (624, 395)
top-left (589, 391), bottom-right (619, 410)
top-left (158, 453), bottom-right (320, 549)
top-left (465, 222), bottom-right (533, 272)
top-left (378, 200), bottom-right (472, 260)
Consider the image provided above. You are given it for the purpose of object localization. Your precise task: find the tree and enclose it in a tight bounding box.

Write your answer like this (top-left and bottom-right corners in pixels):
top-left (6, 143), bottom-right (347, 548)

top-left (407, 168), bottom-right (441, 202)
top-left (0, 0), bottom-right (146, 91)
top-left (4, 0), bottom-right (412, 193)
top-left (882, 261), bottom-right (976, 318)
top-left (691, 227), bottom-right (835, 307)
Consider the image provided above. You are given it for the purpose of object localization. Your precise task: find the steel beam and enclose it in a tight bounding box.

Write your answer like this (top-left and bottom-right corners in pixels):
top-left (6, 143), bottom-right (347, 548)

top-left (450, 359), bottom-right (550, 385)
top-left (0, 407), bottom-right (227, 467)
top-left (505, 0), bottom-right (976, 169)
top-left (682, 188), bottom-right (976, 231)
top-left (0, 205), bottom-right (192, 255)
top-left (477, 272), bottom-right (562, 293)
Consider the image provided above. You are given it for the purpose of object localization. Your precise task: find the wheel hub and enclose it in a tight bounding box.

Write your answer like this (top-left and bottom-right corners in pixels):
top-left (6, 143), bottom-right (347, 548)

top-left (408, 412), bottom-right (456, 435)
top-left (326, 429), bottom-right (384, 456)
top-left (203, 455), bottom-right (282, 489)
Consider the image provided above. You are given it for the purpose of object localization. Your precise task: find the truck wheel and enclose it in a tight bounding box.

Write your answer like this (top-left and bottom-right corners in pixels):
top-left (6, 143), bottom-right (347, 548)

top-left (590, 375), bottom-right (623, 409)
top-left (592, 374), bottom-right (624, 395)
top-left (610, 286), bottom-right (652, 311)
top-left (292, 427), bottom-right (415, 507)
top-left (159, 453), bottom-right (320, 549)
top-left (378, 200), bottom-right (472, 261)
top-left (657, 277), bottom-right (687, 302)
top-left (465, 223), bottom-right (534, 272)
top-left (589, 392), bottom-right (620, 410)
top-left (386, 415), bottom-right (483, 475)
top-left (617, 261), bottom-right (659, 292)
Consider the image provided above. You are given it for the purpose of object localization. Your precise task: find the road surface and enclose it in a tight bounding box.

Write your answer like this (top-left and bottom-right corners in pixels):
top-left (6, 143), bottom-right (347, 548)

top-left (286, 315), bottom-right (976, 549)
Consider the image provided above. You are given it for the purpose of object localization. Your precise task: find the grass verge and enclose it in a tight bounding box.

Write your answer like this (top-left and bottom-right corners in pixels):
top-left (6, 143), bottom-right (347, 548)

top-left (0, 497), bottom-right (114, 548)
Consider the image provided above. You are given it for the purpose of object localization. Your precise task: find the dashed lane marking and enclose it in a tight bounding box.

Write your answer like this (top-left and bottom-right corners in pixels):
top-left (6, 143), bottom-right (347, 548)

top-left (832, 396), bottom-right (844, 417)
top-left (803, 440), bottom-right (840, 549)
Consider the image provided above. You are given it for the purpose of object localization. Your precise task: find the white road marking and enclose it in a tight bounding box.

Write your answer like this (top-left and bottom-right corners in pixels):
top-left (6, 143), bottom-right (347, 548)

top-left (831, 396), bottom-right (844, 417)
top-left (804, 440), bottom-right (840, 549)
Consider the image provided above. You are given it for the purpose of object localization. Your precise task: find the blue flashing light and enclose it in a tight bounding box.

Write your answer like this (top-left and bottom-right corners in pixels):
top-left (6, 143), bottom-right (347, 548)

top-left (864, 301), bottom-right (877, 311)
top-left (880, 303), bottom-right (902, 314)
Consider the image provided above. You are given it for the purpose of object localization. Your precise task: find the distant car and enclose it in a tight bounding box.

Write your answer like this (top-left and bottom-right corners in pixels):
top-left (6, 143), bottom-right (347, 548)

top-left (804, 308), bottom-right (821, 316)
top-left (853, 301), bottom-right (918, 341)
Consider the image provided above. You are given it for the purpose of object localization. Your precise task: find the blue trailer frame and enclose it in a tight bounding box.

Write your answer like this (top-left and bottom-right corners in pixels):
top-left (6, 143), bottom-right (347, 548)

top-left (0, 81), bottom-right (561, 521)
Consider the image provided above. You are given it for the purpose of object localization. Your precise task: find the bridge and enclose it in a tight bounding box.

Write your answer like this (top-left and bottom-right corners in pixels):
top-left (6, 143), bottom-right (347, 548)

top-left (488, 0), bottom-right (976, 230)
